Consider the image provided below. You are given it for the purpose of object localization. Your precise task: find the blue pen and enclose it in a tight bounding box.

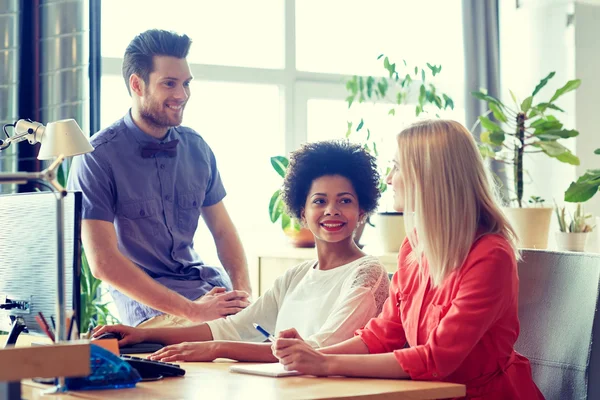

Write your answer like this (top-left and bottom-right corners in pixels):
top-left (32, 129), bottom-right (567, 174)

top-left (253, 323), bottom-right (276, 342)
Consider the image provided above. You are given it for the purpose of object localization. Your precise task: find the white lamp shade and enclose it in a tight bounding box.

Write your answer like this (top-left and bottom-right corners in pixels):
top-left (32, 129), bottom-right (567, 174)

top-left (37, 119), bottom-right (94, 160)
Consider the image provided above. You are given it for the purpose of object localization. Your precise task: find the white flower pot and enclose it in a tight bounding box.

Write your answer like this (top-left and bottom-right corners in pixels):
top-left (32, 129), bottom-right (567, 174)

top-left (503, 207), bottom-right (553, 249)
top-left (376, 212), bottom-right (406, 253)
top-left (555, 231), bottom-right (590, 252)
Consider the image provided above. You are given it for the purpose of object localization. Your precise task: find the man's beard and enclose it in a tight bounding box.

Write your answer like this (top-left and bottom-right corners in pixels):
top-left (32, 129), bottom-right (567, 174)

top-left (140, 99), bottom-right (183, 129)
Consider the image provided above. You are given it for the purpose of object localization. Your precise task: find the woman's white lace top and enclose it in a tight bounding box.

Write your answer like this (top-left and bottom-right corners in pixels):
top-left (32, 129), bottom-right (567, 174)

top-left (207, 255), bottom-right (390, 347)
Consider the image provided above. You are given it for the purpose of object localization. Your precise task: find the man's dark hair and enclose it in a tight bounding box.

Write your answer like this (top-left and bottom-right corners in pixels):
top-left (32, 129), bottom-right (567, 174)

top-left (282, 140), bottom-right (381, 219)
top-left (122, 29), bottom-right (192, 95)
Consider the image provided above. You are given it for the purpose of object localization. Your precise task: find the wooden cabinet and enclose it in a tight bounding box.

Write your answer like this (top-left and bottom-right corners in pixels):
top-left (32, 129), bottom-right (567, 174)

top-left (255, 247), bottom-right (397, 296)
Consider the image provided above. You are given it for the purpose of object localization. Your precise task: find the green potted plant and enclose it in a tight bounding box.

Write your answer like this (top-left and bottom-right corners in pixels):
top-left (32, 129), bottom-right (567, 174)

top-left (268, 156), bottom-right (315, 248)
top-left (79, 250), bottom-right (119, 331)
top-left (564, 148), bottom-right (600, 252)
top-left (343, 55), bottom-right (454, 252)
top-left (554, 203), bottom-right (595, 252)
top-left (472, 72), bottom-right (581, 249)
top-left (344, 54), bottom-right (454, 160)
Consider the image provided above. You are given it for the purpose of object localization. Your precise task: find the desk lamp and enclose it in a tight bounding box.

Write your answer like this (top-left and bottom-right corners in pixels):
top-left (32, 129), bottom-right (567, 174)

top-left (0, 118), bottom-right (93, 393)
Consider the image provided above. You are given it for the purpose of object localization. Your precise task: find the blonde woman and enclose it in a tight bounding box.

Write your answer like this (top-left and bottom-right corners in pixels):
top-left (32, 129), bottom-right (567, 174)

top-left (272, 120), bottom-right (544, 399)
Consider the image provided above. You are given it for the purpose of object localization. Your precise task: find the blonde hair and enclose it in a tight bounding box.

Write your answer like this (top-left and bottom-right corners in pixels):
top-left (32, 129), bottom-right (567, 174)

top-left (396, 119), bottom-right (519, 286)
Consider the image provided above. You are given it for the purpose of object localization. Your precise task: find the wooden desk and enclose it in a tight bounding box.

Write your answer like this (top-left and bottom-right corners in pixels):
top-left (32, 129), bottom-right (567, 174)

top-left (21, 359), bottom-right (465, 400)
top-left (256, 246), bottom-right (398, 296)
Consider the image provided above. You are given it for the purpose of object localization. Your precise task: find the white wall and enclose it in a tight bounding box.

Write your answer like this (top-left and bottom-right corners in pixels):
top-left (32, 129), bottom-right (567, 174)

top-left (500, 0), bottom-right (600, 217)
top-left (574, 2), bottom-right (600, 219)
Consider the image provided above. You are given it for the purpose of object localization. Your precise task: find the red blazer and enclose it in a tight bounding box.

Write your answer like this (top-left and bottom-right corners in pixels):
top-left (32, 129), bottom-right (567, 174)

top-left (357, 234), bottom-right (544, 399)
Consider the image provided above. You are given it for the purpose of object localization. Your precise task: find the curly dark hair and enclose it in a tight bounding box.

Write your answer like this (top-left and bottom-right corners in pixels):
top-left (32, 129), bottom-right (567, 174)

top-left (282, 140), bottom-right (381, 219)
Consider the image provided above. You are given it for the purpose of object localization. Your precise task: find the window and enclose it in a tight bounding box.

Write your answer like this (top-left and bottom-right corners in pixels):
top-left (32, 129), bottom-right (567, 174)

top-left (100, 0), bottom-right (465, 263)
top-left (101, 0), bottom-right (284, 69)
top-left (296, 0), bottom-right (464, 79)
top-left (183, 81), bottom-right (284, 261)
top-left (100, 75), bottom-right (132, 128)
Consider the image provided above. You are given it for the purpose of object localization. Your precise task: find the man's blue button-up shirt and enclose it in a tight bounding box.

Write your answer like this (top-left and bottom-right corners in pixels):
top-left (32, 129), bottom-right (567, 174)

top-left (68, 111), bottom-right (232, 326)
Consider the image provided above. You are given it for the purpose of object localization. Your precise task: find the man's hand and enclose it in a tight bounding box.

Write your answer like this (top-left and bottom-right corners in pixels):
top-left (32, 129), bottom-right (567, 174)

top-left (148, 341), bottom-right (218, 362)
top-left (186, 287), bottom-right (250, 323)
top-left (234, 284), bottom-right (253, 299)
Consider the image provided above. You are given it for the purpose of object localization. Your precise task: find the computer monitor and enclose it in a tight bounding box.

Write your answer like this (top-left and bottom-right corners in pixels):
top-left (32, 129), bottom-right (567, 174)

top-left (0, 191), bottom-right (82, 339)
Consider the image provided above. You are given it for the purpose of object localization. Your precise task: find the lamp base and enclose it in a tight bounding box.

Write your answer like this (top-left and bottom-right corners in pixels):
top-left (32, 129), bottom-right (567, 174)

top-left (42, 383), bottom-right (68, 395)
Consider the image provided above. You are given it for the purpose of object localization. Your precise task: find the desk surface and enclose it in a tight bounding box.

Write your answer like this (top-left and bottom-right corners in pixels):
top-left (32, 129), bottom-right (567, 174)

top-left (10, 330), bottom-right (464, 400)
top-left (22, 359), bottom-right (465, 400)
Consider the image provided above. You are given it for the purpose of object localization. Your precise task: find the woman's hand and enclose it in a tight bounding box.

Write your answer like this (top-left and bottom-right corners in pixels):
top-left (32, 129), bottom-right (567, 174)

top-left (92, 324), bottom-right (146, 347)
top-left (271, 328), bottom-right (331, 376)
top-left (275, 327), bottom-right (304, 341)
top-left (148, 341), bottom-right (218, 362)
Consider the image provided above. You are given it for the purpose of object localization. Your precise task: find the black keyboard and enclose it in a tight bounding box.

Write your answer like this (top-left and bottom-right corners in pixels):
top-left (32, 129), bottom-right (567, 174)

top-left (120, 354), bottom-right (186, 381)
top-left (120, 341), bottom-right (164, 354)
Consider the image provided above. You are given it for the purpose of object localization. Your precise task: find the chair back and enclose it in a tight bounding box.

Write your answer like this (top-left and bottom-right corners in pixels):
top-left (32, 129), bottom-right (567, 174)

top-left (515, 249), bottom-right (600, 400)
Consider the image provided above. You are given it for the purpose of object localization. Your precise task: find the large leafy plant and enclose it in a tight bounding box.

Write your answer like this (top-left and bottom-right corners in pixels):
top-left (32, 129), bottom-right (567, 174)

top-left (565, 148), bottom-right (600, 203)
top-left (344, 55), bottom-right (454, 192)
top-left (473, 72), bottom-right (581, 207)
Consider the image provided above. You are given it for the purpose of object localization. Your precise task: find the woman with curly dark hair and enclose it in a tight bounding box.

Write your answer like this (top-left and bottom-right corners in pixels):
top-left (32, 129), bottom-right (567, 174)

top-left (93, 139), bottom-right (390, 363)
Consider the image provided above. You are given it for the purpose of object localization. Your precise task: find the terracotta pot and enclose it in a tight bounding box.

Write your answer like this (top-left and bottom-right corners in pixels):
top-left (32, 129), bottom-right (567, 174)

top-left (284, 227), bottom-right (315, 248)
top-left (503, 207), bottom-right (552, 249)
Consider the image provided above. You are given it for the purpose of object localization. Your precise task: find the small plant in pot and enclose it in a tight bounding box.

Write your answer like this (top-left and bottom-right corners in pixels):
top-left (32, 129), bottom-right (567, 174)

top-left (472, 72), bottom-right (581, 249)
top-left (564, 148), bottom-right (600, 252)
top-left (268, 155), bottom-right (315, 248)
top-left (554, 203), bottom-right (595, 252)
top-left (344, 55), bottom-right (454, 252)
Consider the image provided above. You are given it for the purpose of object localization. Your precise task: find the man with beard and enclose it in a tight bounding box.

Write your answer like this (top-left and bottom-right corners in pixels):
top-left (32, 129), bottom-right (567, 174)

top-left (68, 30), bottom-right (251, 329)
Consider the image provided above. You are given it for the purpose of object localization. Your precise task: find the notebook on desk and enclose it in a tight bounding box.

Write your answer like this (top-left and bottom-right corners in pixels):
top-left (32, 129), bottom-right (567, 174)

top-left (229, 362), bottom-right (302, 377)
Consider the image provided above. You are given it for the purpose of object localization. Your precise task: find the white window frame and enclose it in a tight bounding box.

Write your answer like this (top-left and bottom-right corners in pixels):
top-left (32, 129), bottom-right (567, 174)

top-left (100, 0), bottom-right (361, 156)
